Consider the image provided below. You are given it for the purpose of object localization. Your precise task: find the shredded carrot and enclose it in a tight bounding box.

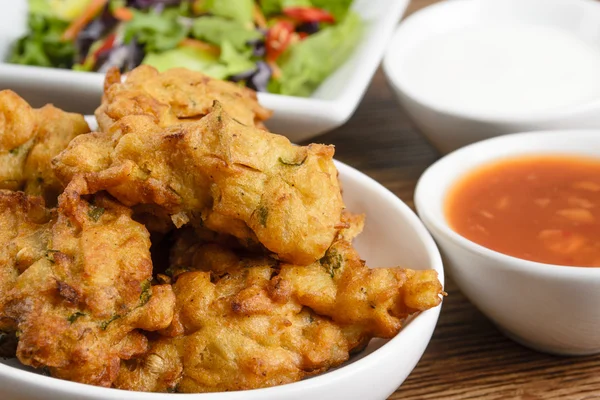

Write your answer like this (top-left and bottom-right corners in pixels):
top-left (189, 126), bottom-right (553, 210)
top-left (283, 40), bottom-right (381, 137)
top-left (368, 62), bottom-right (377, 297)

top-left (179, 38), bottom-right (221, 57)
top-left (62, 0), bottom-right (109, 41)
top-left (253, 4), bottom-right (267, 29)
top-left (112, 7), bottom-right (133, 21)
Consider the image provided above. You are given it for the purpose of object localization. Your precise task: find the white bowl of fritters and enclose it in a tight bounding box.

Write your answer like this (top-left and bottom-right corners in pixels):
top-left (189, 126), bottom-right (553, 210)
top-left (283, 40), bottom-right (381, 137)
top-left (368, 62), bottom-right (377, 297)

top-left (0, 159), bottom-right (444, 400)
top-left (0, 0), bottom-right (409, 142)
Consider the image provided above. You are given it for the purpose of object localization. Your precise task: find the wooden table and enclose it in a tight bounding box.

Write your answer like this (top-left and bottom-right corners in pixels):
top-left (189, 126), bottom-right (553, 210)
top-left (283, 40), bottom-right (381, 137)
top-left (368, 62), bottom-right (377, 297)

top-left (305, 1), bottom-right (600, 398)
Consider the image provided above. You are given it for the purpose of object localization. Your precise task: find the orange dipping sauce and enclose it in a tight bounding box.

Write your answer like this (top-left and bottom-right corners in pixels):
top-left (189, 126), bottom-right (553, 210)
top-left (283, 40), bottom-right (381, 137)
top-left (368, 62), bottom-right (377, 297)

top-left (445, 155), bottom-right (600, 267)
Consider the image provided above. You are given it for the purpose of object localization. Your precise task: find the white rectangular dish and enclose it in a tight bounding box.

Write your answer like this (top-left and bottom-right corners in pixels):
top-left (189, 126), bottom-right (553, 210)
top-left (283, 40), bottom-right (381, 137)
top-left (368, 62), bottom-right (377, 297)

top-left (0, 0), bottom-right (409, 142)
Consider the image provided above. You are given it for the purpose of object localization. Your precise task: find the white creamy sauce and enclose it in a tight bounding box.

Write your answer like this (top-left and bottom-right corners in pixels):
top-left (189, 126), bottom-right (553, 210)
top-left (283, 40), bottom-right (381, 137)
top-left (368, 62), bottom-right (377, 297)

top-left (400, 24), bottom-right (600, 115)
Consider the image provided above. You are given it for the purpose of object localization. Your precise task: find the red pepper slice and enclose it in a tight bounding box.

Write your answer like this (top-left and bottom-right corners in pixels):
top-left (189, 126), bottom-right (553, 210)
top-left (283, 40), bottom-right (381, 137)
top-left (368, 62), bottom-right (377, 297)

top-left (266, 20), bottom-right (294, 62)
top-left (92, 33), bottom-right (116, 60)
top-left (283, 7), bottom-right (335, 23)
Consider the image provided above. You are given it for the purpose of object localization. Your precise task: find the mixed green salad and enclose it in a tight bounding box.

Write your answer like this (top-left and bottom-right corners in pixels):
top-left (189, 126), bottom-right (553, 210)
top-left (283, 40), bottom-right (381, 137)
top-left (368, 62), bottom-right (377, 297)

top-left (9, 0), bottom-right (362, 96)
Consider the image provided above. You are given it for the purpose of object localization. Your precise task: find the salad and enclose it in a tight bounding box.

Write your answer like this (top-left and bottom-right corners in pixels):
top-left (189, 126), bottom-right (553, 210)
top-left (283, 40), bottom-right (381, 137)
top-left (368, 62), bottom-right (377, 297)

top-left (9, 0), bottom-right (362, 97)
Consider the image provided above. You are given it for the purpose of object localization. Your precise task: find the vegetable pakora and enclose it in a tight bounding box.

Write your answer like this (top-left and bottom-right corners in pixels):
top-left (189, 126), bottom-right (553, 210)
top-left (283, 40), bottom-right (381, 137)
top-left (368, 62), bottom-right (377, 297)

top-left (0, 90), bottom-right (90, 206)
top-left (95, 66), bottom-right (272, 132)
top-left (114, 229), bottom-right (443, 393)
top-left (0, 190), bottom-right (54, 334)
top-left (116, 267), bottom-right (351, 393)
top-left (2, 178), bottom-right (175, 386)
top-left (54, 103), bottom-right (344, 265)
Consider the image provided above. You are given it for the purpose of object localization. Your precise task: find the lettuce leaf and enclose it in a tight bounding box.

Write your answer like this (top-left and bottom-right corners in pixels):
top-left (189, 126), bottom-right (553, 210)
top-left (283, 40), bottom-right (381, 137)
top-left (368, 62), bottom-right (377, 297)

top-left (49, 0), bottom-right (93, 21)
top-left (259, 0), bottom-right (312, 16)
top-left (310, 0), bottom-right (353, 20)
top-left (143, 46), bottom-right (228, 78)
top-left (273, 11), bottom-right (361, 96)
top-left (191, 16), bottom-right (262, 51)
top-left (124, 8), bottom-right (188, 53)
top-left (29, 0), bottom-right (95, 21)
top-left (142, 41), bottom-right (255, 79)
top-left (28, 0), bottom-right (54, 17)
top-left (9, 14), bottom-right (75, 68)
top-left (219, 41), bottom-right (256, 76)
top-left (201, 0), bottom-right (254, 24)
top-left (259, 0), bottom-right (352, 20)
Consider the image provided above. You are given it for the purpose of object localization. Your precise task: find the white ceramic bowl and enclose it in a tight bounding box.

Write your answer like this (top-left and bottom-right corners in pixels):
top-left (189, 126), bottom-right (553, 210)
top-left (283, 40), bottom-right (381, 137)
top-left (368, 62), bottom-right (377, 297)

top-left (383, 0), bottom-right (600, 154)
top-left (0, 160), bottom-right (444, 400)
top-left (0, 0), bottom-right (409, 142)
top-left (415, 130), bottom-right (600, 356)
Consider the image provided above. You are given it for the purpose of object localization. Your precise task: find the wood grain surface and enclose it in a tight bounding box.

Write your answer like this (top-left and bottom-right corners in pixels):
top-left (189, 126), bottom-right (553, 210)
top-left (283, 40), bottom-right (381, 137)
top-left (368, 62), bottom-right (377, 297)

top-left (305, 1), bottom-right (600, 398)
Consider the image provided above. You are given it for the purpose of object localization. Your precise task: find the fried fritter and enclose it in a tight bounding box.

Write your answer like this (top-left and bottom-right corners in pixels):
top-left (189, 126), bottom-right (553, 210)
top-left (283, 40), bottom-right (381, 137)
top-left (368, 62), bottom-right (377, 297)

top-left (167, 210), bottom-right (364, 277)
top-left (117, 227), bottom-right (443, 393)
top-left (276, 239), bottom-right (443, 338)
top-left (116, 267), bottom-right (351, 393)
top-left (169, 229), bottom-right (442, 339)
top-left (24, 104), bottom-right (91, 205)
top-left (0, 191), bottom-right (54, 333)
top-left (0, 90), bottom-right (38, 191)
top-left (0, 91), bottom-right (37, 155)
top-left (338, 210), bottom-right (365, 242)
top-left (95, 66), bottom-right (272, 131)
top-left (0, 90), bottom-right (90, 205)
top-left (166, 227), bottom-right (275, 278)
top-left (2, 178), bottom-right (175, 386)
top-left (53, 104), bottom-right (344, 265)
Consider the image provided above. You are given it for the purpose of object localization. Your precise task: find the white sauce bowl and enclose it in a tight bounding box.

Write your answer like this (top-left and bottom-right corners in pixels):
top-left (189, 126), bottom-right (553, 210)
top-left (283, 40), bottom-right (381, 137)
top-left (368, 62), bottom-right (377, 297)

top-left (415, 130), bottom-right (600, 355)
top-left (383, 0), bottom-right (600, 154)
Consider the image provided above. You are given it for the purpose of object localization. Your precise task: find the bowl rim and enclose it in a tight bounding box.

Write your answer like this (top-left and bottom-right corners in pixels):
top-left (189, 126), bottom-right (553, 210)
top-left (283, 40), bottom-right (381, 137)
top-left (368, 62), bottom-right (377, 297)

top-left (414, 129), bottom-right (600, 279)
top-left (383, 0), bottom-right (600, 124)
top-left (0, 159), bottom-right (444, 399)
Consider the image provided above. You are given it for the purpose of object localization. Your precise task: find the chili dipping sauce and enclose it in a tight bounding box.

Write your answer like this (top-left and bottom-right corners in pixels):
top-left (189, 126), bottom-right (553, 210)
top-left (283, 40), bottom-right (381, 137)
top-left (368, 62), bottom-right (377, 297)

top-left (445, 155), bottom-right (600, 267)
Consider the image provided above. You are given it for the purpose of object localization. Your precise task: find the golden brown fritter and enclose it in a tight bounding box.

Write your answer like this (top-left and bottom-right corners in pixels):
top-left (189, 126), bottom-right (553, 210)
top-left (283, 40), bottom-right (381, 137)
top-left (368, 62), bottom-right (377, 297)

top-left (116, 267), bottom-right (351, 393)
top-left (276, 239), bottom-right (444, 338)
top-left (166, 227), bottom-right (275, 278)
top-left (0, 91), bottom-right (37, 155)
top-left (23, 105), bottom-right (91, 205)
top-left (338, 210), bottom-right (365, 242)
top-left (166, 209), bottom-right (364, 278)
top-left (0, 191), bottom-right (54, 333)
top-left (53, 104), bottom-right (344, 265)
top-left (0, 90), bottom-right (38, 191)
top-left (2, 178), bottom-right (175, 387)
top-left (171, 235), bottom-right (443, 339)
top-left (95, 66), bottom-right (272, 131)
top-left (118, 230), bottom-right (443, 393)
top-left (0, 90), bottom-right (90, 205)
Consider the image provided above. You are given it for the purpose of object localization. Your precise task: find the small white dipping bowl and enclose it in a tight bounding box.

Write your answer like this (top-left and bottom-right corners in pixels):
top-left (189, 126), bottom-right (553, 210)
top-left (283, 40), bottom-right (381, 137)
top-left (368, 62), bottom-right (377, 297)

top-left (0, 161), bottom-right (444, 400)
top-left (383, 0), bottom-right (600, 154)
top-left (415, 130), bottom-right (600, 356)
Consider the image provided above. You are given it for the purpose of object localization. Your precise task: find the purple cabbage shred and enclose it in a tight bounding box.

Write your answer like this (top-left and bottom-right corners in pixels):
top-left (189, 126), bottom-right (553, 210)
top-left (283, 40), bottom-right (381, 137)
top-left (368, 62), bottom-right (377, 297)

top-left (296, 22), bottom-right (320, 35)
top-left (247, 61), bottom-right (271, 92)
top-left (127, 0), bottom-right (183, 10)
